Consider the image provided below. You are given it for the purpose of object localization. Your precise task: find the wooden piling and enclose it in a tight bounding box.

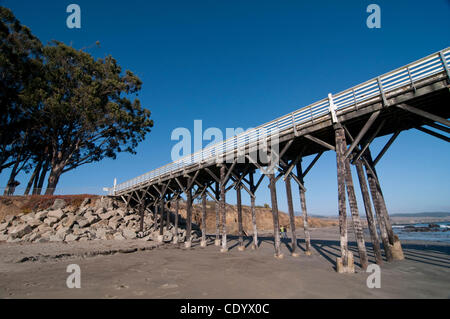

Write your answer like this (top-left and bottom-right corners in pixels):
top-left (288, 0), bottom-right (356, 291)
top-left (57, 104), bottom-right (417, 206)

top-left (364, 148), bottom-right (404, 260)
top-left (364, 161), bottom-right (394, 262)
top-left (269, 174), bottom-right (283, 258)
top-left (236, 185), bottom-right (245, 251)
top-left (249, 172), bottom-right (258, 249)
top-left (201, 192), bottom-right (207, 247)
top-left (334, 124), bottom-right (351, 271)
top-left (354, 159), bottom-right (383, 265)
top-left (284, 175), bottom-right (298, 257)
top-left (215, 182), bottom-right (221, 246)
top-left (159, 197), bottom-right (164, 237)
top-left (139, 203), bottom-right (144, 233)
top-left (343, 156), bottom-right (369, 270)
top-left (220, 164), bottom-right (228, 252)
top-left (185, 188), bottom-right (193, 248)
top-left (173, 199), bottom-right (179, 244)
top-left (296, 160), bottom-right (311, 255)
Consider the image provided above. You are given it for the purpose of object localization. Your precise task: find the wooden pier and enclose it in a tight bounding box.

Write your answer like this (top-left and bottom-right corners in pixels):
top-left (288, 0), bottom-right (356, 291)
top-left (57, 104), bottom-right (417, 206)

top-left (108, 48), bottom-right (450, 272)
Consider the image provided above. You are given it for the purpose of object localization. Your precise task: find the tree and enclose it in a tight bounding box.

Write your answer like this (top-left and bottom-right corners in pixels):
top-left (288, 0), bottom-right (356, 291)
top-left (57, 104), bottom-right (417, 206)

top-left (0, 7), bottom-right (44, 193)
top-left (40, 41), bottom-right (153, 194)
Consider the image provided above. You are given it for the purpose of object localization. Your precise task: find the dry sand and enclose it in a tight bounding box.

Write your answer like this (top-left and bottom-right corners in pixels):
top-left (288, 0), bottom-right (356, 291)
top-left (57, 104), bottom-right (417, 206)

top-left (0, 226), bottom-right (448, 299)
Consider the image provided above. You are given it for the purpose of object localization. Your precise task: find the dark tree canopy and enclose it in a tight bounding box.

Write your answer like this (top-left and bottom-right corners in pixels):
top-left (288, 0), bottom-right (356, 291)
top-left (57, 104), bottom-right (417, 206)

top-left (0, 7), bottom-right (153, 195)
top-left (41, 42), bottom-right (153, 194)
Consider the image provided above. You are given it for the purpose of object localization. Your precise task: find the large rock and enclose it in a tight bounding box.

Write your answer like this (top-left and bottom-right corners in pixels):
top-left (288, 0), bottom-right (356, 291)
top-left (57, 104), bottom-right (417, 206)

top-left (48, 209), bottom-right (65, 220)
top-left (77, 218), bottom-right (90, 228)
top-left (20, 213), bottom-right (35, 223)
top-left (80, 198), bottom-right (91, 208)
top-left (51, 199), bottom-right (66, 210)
top-left (63, 215), bottom-right (78, 228)
top-left (98, 211), bottom-right (114, 220)
top-left (3, 215), bottom-right (16, 224)
top-left (36, 224), bottom-right (52, 234)
top-left (65, 234), bottom-right (79, 242)
top-left (0, 222), bottom-right (9, 232)
top-left (9, 224), bottom-right (32, 239)
top-left (113, 233), bottom-right (125, 241)
top-left (122, 228), bottom-right (137, 239)
top-left (34, 211), bottom-right (48, 221)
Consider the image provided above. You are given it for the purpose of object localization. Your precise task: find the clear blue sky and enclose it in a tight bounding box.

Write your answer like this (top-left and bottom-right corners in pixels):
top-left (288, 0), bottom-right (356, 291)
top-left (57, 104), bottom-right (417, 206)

top-left (1, 0), bottom-right (449, 215)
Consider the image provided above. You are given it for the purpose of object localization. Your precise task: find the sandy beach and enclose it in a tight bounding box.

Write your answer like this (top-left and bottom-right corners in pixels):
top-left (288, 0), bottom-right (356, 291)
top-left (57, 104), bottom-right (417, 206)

top-left (0, 226), bottom-right (448, 299)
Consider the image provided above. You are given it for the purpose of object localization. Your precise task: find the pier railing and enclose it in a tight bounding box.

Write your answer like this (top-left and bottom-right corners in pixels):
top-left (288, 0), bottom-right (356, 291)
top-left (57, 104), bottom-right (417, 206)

top-left (110, 48), bottom-right (450, 195)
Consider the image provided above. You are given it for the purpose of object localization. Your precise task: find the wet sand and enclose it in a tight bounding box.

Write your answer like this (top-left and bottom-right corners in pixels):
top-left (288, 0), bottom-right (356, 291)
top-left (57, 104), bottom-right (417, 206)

top-left (0, 226), bottom-right (449, 298)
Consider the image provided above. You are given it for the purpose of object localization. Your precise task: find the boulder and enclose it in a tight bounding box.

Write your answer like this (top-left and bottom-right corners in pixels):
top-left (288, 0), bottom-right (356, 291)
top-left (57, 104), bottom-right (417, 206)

top-left (122, 228), bottom-right (137, 239)
top-left (20, 213), bottom-right (35, 223)
top-left (9, 224), bottom-right (32, 239)
top-left (34, 211), bottom-right (48, 221)
top-left (80, 197), bottom-right (91, 207)
top-left (3, 215), bottom-right (16, 224)
top-left (94, 207), bottom-right (106, 216)
top-left (98, 211), bottom-right (114, 220)
top-left (77, 218), bottom-right (90, 228)
top-left (36, 224), bottom-right (52, 234)
top-left (51, 199), bottom-right (66, 210)
top-left (65, 234), bottom-right (79, 242)
top-left (63, 215), bottom-right (78, 228)
top-left (113, 233), bottom-right (125, 241)
top-left (0, 222), bottom-right (9, 232)
top-left (48, 209), bottom-right (65, 220)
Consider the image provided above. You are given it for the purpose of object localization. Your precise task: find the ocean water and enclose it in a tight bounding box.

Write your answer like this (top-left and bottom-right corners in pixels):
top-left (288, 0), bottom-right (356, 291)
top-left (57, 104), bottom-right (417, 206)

top-left (391, 221), bottom-right (450, 243)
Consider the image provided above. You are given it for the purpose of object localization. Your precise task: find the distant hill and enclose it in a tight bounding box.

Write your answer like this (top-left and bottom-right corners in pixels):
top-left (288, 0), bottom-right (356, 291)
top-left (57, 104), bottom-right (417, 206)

top-left (390, 212), bottom-right (450, 218)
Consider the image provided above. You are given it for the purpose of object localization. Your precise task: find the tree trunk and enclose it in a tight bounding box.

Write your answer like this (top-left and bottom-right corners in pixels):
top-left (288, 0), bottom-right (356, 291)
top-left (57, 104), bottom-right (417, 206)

top-left (4, 158), bottom-right (20, 196)
top-left (44, 166), bottom-right (62, 195)
top-left (24, 162), bottom-right (41, 195)
top-left (34, 159), bottom-right (49, 195)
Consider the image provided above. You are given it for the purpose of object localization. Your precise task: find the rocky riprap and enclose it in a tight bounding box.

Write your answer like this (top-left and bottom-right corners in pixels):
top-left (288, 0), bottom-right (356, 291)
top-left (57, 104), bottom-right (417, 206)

top-left (0, 197), bottom-right (197, 244)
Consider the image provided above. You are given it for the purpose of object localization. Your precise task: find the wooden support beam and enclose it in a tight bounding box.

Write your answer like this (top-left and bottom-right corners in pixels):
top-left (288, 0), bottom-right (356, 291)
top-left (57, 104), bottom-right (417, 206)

top-left (363, 158), bottom-right (394, 262)
top-left (334, 124), bottom-right (352, 272)
top-left (415, 126), bottom-right (450, 143)
top-left (158, 196), bottom-right (165, 241)
top-left (425, 121), bottom-right (450, 134)
top-left (352, 118), bottom-right (386, 163)
top-left (223, 159), bottom-right (237, 186)
top-left (282, 155), bottom-right (301, 181)
top-left (296, 160), bottom-right (311, 255)
top-left (396, 103), bottom-right (450, 127)
top-left (302, 151), bottom-right (323, 178)
top-left (269, 174), bottom-right (283, 258)
top-left (373, 131), bottom-right (400, 166)
top-left (139, 202), bottom-right (145, 233)
top-left (219, 165), bottom-right (228, 252)
top-left (201, 192), bottom-right (207, 248)
top-left (343, 154), bottom-right (369, 270)
top-left (185, 188), bottom-right (193, 249)
top-left (204, 167), bottom-right (220, 183)
top-left (173, 199), bottom-right (179, 244)
top-left (354, 159), bottom-right (383, 265)
top-left (304, 134), bottom-right (335, 151)
top-left (214, 182), bottom-right (221, 246)
top-left (344, 110), bottom-right (381, 159)
top-left (284, 175), bottom-right (298, 257)
top-left (249, 172), bottom-right (258, 249)
top-left (364, 149), bottom-right (404, 261)
top-left (236, 185), bottom-right (245, 251)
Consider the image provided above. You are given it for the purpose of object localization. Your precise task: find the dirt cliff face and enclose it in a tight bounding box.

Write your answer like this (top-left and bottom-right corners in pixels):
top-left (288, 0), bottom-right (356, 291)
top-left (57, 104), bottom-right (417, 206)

top-left (174, 200), bottom-right (338, 235)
